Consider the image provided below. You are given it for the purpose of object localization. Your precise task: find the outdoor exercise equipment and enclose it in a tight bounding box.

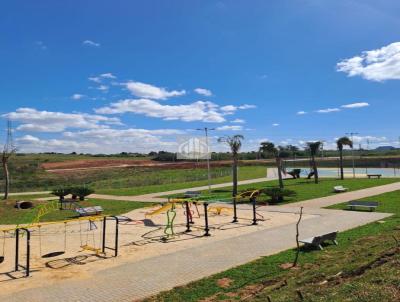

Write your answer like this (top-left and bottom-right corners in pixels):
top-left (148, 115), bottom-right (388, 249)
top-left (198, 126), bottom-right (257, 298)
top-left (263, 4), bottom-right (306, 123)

top-left (40, 222), bottom-right (67, 258)
top-left (208, 206), bottom-right (233, 215)
top-left (15, 228), bottom-right (31, 277)
top-left (101, 216), bottom-right (119, 257)
top-left (145, 203), bottom-right (172, 217)
top-left (163, 203), bottom-right (177, 239)
top-left (0, 230), bottom-right (7, 264)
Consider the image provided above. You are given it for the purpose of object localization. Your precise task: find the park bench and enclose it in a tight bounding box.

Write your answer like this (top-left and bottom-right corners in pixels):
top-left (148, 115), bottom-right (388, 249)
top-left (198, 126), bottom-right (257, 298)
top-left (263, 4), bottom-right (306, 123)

top-left (287, 169), bottom-right (301, 179)
top-left (367, 174), bottom-right (382, 179)
top-left (333, 185), bottom-right (348, 193)
top-left (75, 206), bottom-right (103, 217)
top-left (347, 201), bottom-right (379, 211)
top-left (299, 231), bottom-right (338, 250)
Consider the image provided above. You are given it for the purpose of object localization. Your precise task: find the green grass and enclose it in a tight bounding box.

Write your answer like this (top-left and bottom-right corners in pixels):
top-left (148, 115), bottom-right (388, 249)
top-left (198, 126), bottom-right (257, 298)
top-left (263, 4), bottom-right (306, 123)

top-left (95, 165), bottom-right (267, 195)
top-left (167, 177), bottom-right (400, 204)
top-left (0, 198), bottom-right (154, 225)
top-left (145, 190), bottom-right (400, 302)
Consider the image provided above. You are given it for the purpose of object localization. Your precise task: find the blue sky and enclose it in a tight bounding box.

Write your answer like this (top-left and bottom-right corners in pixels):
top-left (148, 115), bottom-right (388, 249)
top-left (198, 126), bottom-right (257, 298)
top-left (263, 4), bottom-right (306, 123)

top-left (1, 0), bottom-right (400, 153)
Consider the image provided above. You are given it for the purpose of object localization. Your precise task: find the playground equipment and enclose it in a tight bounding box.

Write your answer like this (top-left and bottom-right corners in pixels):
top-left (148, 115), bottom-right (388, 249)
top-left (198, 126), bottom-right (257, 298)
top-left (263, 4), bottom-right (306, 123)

top-left (208, 206), bottom-right (233, 215)
top-left (80, 218), bottom-right (103, 255)
top-left (163, 203), bottom-right (177, 239)
top-left (0, 230), bottom-right (7, 263)
top-left (15, 228), bottom-right (31, 277)
top-left (39, 222), bottom-right (68, 258)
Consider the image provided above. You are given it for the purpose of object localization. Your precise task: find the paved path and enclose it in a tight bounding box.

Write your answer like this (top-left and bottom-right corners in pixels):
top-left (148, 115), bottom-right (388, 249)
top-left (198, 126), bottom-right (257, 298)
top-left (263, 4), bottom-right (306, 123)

top-left (1, 181), bottom-right (399, 302)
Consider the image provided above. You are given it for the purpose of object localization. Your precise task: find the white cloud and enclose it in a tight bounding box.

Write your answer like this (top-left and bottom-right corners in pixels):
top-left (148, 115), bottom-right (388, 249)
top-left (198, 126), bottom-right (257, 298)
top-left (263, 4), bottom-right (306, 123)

top-left (238, 104), bottom-right (256, 109)
top-left (96, 99), bottom-right (256, 123)
top-left (194, 88), bottom-right (212, 97)
top-left (231, 119), bottom-right (245, 124)
top-left (16, 127), bottom-right (184, 154)
top-left (216, 125), bottom-right (243, 131)
top-left (96, 99), bottom-right (226, 123)
top-left (89, 76), bottom-right (102, 83)
top-left (4, 108), bottom-right (121, 133)
top-left (83, 40), bottom-right (100, 47)
top-left (125, 81), bottom-right (186, 100)
top-left (297, 111), bottom-right (307, 115)
top-left (100, 73), bottom-right (116, 79)
top-left (272, 123), bottom-right (280, 127)
top-left (71, 94), bottom-right (85, 100)
top-left (316, 108), bottom-right (341, 113)
top-left (97, 85), bottom-right (109, 92)
top-left (337, 42), bottom-right (400, 81)
top-left (341, 102), bottom-right (370, 109)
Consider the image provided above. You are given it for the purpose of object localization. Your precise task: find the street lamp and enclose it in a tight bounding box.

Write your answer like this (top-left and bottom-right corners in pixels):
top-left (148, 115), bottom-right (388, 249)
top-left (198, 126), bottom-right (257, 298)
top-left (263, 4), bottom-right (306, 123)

top-left (196, 127), bottom-right (215, 192)
top-left (346, 132), bottom-right (359, 178)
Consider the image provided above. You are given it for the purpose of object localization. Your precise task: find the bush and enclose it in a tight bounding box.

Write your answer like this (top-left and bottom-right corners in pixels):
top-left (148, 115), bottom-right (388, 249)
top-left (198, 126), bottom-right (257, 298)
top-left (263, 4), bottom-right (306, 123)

top-left (70, 186), bottom-right (95, 201)
top-left (51, 188), bottom-right (72, 200)
top-left (262, 187), bottom-right (296, 203)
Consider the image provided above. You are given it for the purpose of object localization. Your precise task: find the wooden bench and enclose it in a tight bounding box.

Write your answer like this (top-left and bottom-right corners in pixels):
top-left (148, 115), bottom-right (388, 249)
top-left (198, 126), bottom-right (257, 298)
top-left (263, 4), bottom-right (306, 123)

top-left (75, 206), bottom-right (103, 217)
top-left (347, 201), bottom-right (379, 211)
top-left (367, 174), bottom-right (382, 179)
top-left (300, 231), bottom-right (338, 250)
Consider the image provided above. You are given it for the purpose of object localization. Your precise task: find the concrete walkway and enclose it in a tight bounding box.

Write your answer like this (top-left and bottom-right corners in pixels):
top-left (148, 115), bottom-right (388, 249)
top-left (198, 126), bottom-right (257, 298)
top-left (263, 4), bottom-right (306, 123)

top-left (1, 181), bottom-right (399, 302)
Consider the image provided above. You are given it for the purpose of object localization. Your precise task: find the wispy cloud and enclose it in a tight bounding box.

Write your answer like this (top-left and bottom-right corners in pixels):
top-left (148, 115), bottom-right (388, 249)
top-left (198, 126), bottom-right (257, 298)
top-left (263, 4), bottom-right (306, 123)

top-left (216, 125), bottom-right (243, 131)
top-left (231, 118), bottom-right (245, 124)
top-left (194, 88), bottom-right (212, 97)
top-left (316, 108), bottom-right (341, 113)
top-left (35, 41), bottom-right (47, 50)
top-left (337, 42), bottom-right (400, 81)
top-left (341, 102), bottom-right (370, 109)
top-left (296, 111), bottom-right (307, 115)
top-left (71, 94), bottom-right (85, 100)
top-left (83, 40), bottom-right (101, 47)
top-left (272, 123), bottom-right (280, 126)
top-left (125, 81), bottom-right (186, 100)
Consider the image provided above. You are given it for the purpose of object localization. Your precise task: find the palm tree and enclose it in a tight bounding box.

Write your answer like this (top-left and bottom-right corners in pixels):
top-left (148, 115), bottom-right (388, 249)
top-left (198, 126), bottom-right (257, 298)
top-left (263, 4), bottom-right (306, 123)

top-left (259, 141), bottom-right (284, 189)
top-left (218, 135), bottom-right (244, 196)
top-left (307, 141), bottom-right (322, 184)
top-left (336, 136), bottom-right (353, 180)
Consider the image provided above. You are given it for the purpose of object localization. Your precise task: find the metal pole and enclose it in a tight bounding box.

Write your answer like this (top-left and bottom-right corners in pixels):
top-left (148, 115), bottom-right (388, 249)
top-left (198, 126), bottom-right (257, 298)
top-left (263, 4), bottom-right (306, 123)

top-left (185, 201), bottom-right (192, 233)
top-left (203, 203), bottom-right (210, 236)
top-left (102, 217), bottom-right (107, 254)
top-left (232, 196), bottom-right (238, 223)
top-left (114, 217), bottom-right (119, 257)
top-left (15, 229), bottom-right (19, 272)
top-left (205, 128), bottom-right (212, 193)
top-left (346, 132), bottom-right (359, 178)
top-left (251, 197), bottom-right (257, 225)
top-left (22, 228), bottom-right (30, 277)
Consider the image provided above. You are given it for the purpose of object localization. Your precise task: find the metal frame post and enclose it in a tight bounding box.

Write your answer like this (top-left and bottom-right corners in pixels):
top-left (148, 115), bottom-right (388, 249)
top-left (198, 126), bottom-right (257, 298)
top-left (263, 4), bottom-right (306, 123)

top-left (102, 216), bottom-right (119, 257)
top-left (185, 201), bottom-right (192, 233)
top-left (232, 197), bottom-right (238, 223)
top-left (15, 228), bottom-right (30, 277)
top-left (251, 197), bottom-right (258, 225)
top-left (203, 203), bottom-right (210, 236)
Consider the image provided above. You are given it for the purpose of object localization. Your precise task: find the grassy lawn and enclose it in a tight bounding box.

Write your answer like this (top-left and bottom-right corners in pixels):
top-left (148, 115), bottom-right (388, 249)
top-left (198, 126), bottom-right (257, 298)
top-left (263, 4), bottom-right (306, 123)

top-left (96, 165), bottom-right (267, 196)
top-left (145, 190), bottom-right (400, 302)
top-left (0, 198), bottom-right (154, 225)
top-left (167, 177), bottom-right (400, 204)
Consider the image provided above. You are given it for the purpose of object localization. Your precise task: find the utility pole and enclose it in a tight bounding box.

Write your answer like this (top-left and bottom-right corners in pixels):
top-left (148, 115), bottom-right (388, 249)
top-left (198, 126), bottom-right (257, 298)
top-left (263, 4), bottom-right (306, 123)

top-left (366, 139), bottom-right (370, 174)
top-left (196, 127), bottom-right (215, 192)
top-left (346, 132), bottom-right (359, 178)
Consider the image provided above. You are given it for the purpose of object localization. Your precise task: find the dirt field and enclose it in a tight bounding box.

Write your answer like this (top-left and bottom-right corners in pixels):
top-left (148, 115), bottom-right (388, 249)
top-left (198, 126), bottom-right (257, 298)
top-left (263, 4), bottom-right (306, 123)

top-left (42, 159), bottom-right (267, 173)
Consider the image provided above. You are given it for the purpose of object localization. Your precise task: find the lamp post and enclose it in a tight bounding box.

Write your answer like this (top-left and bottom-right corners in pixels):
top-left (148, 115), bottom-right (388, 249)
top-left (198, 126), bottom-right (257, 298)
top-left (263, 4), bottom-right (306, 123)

top-left (196, 127), bottom-right (215, 192)
top-left (346, 132), bottom-right (359, 178)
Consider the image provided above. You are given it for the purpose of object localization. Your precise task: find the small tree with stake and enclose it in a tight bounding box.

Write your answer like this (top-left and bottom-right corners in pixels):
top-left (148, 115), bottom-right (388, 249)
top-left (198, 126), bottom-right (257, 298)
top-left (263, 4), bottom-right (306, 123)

top-left (259, 141), bottom-right (285, 189)
top-left (336, 136), bottom-right (353, 180)
top-left (218, 135), bottom-right (244, 197)
top-left (2, 120), bottom-right (16, 200)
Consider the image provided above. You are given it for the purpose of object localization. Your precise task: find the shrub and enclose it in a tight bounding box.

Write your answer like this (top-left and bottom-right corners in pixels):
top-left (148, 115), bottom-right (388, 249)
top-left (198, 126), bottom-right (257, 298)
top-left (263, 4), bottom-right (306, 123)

top-left (262, 187), bottom-right (296, 203)
top-left (70, 186), bottom-right (95, 201)
top-left (51, 188), bottom-right (72, 200)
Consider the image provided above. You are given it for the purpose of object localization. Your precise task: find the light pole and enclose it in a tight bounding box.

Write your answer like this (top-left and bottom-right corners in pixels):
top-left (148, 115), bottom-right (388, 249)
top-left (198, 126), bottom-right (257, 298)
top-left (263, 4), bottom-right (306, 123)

top-left (196, 127), bottom-right (215, 192)
top-left (346, 132), bottom-right (359, 178)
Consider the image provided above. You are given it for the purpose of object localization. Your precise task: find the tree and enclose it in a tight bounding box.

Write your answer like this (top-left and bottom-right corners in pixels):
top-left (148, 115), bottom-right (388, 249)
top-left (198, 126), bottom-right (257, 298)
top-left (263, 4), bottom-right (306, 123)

top-left (336, 136), bottom-right (353, 180)
top-left (259, 141), bottom-right (284, 189)
top-left (306, 141), bottom-right (322, 184)
top-left (218, 135), bottom-right (244, 196)
top-left (2, 121), bottom-right (16, 200)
